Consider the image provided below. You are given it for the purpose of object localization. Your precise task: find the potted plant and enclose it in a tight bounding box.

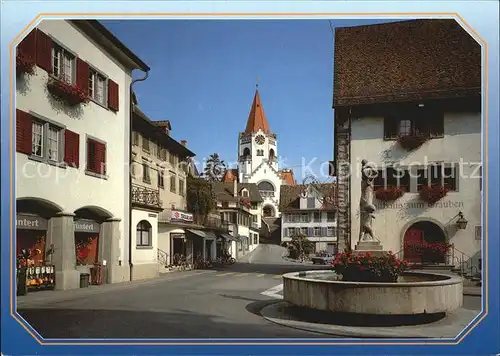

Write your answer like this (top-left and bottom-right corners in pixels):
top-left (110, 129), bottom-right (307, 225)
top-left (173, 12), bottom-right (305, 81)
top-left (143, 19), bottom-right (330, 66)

top-left (397, 134), bottom-right (429, 151)
top-left (375, 186), bottom-right (405, 202)
top-left (332, 250), bottom-right (409, 282)
top-left (16, 52), bottom-right (36, 76)
top-left (419, 185), bottom-right (448, 204)
top-left (46, 76), bottom-right (89, 106)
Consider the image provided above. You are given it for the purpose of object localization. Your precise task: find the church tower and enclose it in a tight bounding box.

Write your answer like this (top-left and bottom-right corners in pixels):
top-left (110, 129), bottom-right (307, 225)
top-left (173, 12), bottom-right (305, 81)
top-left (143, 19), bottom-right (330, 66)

top-left (237, 88), bottom-right (282, 218)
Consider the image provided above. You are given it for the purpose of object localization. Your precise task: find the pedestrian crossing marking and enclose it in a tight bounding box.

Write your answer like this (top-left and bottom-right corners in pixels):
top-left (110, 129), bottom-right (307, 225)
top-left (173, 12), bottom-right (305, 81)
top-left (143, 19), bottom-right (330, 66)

top-left (216, 272), bottom-right (234, 277)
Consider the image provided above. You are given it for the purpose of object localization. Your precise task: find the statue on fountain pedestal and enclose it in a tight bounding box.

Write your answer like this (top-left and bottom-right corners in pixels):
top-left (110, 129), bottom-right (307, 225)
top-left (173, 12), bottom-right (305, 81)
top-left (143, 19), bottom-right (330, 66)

top-left (359, 159), bottom-right (378, 242)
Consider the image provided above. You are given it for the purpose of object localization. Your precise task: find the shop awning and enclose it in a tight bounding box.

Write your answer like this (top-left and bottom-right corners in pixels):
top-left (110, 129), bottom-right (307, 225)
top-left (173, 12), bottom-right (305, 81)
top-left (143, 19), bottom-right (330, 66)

top-left (220, 233), bottom-right (240, 242)
top-left (187, 229), bottom-right (217, 239)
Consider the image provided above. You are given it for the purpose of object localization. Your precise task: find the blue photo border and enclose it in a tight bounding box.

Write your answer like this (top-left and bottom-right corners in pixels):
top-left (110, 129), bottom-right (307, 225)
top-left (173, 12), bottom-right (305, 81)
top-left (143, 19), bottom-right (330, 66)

top-left (1, 1), bottom-right (499, 355)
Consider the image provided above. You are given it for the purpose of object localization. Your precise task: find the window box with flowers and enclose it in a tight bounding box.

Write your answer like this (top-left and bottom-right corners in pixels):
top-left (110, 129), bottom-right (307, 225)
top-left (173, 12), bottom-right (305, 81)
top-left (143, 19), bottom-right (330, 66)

top-left (331, 251), bottom-right (409, 282)
top-left (375, 186), bottom-right (405, 202)
top-left (47, 76), bottom-right (90, 107)
top-left (404, 240), bottom-right (452, 264)
top-left (397, 134), bottom-right (429, 151)
top-left (419, 185), bottom-right (448, 204)
top-left (16, 52), bottom-right (36, 76)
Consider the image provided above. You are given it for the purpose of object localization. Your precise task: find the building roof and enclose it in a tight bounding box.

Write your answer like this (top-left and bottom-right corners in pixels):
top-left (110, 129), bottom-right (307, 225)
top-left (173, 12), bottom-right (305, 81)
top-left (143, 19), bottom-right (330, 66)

top-left (279, 184), bottom-right (336, 212)
top-left (245, 90), bottom-right (271, 134)
top-left (222, 169), bottom-right (238, 183)
top-left (70, 20), bottom-right (150, 72)
top-left (280, 169), bottom-right (296, 185)
top-left (333, 19), bottom-right (481, 107)
top-left (132, 105), bottom-right (195, 158)
top-left (212, 182), bottom-right (263, 203)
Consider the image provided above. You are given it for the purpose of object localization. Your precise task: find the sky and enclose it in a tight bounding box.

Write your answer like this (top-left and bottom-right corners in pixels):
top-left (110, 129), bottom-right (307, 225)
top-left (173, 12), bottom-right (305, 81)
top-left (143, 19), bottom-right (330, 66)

top-left (102, 19), bottom-right (397, 182)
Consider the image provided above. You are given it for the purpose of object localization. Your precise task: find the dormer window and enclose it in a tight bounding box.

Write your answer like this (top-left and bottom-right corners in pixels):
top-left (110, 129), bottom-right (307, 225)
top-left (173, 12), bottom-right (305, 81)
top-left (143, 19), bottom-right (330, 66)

top-left (241, 189), bottom-right (249, 198)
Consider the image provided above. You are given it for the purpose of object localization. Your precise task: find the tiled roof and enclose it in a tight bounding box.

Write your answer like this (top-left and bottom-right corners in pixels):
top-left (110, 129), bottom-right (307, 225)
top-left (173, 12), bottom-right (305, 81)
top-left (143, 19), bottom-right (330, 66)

top-left (212, 182), bottom-right (263, 203)
top-left (222, 169), bottom-right (238, 183)
top-left (333, 19), bottom-right (481, 107)
top-left (245, 90), bottom-right (271, 134)
top-left (279, 183), bottom-right (336, 212)
top-left (279, 169), bottom-right (296, 185)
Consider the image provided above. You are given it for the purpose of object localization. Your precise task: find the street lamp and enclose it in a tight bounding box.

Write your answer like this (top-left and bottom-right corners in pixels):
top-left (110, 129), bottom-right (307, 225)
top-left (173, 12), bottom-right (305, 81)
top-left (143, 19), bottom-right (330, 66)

top-left (456, 212), bottom-right (468, 230)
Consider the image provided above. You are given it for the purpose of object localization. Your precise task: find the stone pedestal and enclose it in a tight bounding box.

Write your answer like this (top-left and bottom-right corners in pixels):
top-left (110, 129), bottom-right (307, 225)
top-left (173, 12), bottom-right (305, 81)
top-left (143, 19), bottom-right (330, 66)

top-left (353, 240), bottom-right (387, 257)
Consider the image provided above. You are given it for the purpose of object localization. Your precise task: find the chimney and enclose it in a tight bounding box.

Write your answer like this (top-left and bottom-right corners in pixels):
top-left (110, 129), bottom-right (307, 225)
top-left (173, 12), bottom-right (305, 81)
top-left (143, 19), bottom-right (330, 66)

top-left (181, 140), bottom-right (187, 147)
top-left (233, 179), bottom-right (237, 197)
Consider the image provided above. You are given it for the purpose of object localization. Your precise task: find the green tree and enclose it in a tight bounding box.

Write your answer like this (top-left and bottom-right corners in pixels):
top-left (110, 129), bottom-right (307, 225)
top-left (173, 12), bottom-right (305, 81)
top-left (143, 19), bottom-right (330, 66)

top-left (204, 153), bottom-right (226, 182)
top-left (287, 233), bottom-right (315, 261)
top-left (186, 175), bottom-right (216, 224)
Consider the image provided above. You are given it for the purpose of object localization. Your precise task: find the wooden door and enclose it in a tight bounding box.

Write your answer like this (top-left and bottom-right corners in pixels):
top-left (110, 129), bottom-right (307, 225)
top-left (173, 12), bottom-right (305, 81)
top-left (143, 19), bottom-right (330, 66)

top-left (403, 228), bottom-right (424, 264)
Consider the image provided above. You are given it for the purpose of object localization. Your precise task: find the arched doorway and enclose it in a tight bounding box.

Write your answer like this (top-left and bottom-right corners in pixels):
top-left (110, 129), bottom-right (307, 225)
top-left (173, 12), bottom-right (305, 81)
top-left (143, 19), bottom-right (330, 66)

top-left (403, 220), bottom-right (447, 265)
top-left (16, 198), bottom-right (63, 266)
top-left (263, 205), bottom-right (276, 218)
top-left (74, 206), bottom-right (113, 267)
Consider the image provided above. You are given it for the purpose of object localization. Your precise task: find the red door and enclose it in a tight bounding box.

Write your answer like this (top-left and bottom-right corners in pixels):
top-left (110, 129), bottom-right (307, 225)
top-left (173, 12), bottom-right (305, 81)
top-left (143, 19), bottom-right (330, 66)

top-left (403, 228), bottom-right (424, 264)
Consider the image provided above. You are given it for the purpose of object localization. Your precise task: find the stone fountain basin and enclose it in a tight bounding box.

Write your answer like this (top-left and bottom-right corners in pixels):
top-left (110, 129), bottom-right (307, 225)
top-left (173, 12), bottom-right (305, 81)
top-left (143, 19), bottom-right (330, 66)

top-left (283, 270), bottom-right (463, 315)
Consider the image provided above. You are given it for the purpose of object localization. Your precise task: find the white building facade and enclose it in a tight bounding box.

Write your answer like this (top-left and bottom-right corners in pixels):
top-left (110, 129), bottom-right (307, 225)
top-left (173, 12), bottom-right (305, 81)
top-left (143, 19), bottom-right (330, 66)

top-left (333, 20), bottom-right (481, 270)
top-left (280, 184), bottom-right (338, 254)
top-left (15, 20), bottom-right (149, 290)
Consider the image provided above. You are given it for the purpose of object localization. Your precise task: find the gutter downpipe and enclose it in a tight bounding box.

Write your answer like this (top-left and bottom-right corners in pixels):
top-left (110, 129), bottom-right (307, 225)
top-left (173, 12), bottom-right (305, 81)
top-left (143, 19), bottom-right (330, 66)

top-left (129, 69), bottom-right (149, 282)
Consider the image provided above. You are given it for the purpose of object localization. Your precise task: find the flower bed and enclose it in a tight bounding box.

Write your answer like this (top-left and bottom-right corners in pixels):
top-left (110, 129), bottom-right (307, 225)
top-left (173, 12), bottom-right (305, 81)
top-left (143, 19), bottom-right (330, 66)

top-left (375, 187), bottom-right (405, 202)
top-left (47, 77), bottom-right (89, 106)
top-left (332, 251), bottom-right (409, 282)
top-left (419, 185), bottom-right (448, 204)
top-left (16, 52), bottom-right (35, 76)
top-left (397, 134), bottom-right (429, 151)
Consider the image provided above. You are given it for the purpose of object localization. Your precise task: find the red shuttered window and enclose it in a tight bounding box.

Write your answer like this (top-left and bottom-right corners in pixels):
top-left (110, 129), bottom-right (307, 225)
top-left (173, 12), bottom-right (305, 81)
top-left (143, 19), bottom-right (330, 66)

top-left (64, 130), bottom-right (80, 168)
top-left (35, 29), bottom-right (52, 73)
top-left (16, 109), bottom-right (33, 154)
top-left (107, 79), bottom-right (119, 111)
top-left (86, 138), bottom-right (106, 176)
top-left (76, 58), bottom-right (89, 97)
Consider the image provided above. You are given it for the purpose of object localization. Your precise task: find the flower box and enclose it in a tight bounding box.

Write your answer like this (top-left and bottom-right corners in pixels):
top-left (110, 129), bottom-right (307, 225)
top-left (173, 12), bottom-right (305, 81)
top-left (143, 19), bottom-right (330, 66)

top-left (375, 187), bottom-right (405, 202)
top-left (332, 251), bottom-right (408, 283)
top-left (47, 77), bottom-right (89, 106)
top-left (419, 185), bottom-right (448, 204)
top-left (16, 52), bottom-right (36, 76)
top-left (397, 134), bottom-right (429, 151)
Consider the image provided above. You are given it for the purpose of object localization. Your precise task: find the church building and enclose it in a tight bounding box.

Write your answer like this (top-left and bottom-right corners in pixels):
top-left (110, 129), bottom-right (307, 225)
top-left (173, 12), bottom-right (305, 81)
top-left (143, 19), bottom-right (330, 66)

top-left (222, 88), bottom-right (296, 219)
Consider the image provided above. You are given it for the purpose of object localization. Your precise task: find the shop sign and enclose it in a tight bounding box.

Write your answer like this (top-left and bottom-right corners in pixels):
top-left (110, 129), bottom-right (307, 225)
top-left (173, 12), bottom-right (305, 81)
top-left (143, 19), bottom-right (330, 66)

top-left (16, 214), bottom-right (47, 230)
top-left (171, 210), bottom-right (194, 223)
top-left (171, 233), bottom-right (186, 239)
top-left (74, 219), bottom-right (100, 233)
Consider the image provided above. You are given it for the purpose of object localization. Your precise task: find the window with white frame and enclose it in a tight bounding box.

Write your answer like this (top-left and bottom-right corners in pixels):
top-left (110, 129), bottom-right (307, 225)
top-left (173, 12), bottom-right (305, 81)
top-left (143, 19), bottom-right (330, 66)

top-left (327, 226), bottom-right (335, 237)
top-left (52, 43), bottom-right (75, 84)
top-left (374, 167), bottom-right (410, 191)
top-left (31, 119), bottom-right (64, 162)
top-left (300, 227), bottom-right (308, 236)
top-left (300, 213), bottom-right (309, 222)
top-left (314, 227), bottom-right (321, 236)
top-left (313, 212), bottom-right (321, 222)
top-left (417, 164), bottom-right (458, 192)
top-left (88, 68), bottom-right (107, 105)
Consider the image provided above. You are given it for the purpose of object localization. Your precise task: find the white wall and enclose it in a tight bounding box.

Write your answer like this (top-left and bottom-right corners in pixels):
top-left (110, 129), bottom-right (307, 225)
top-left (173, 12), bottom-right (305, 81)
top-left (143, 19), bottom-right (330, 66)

top-left (281, 211), bottom-right (337, 243)
top-left (16, 20), bottom-right (132, 264)
top-left (349, 112), bottom-right (481, 259)
top-left (158, 226), bottom-right (185, 261)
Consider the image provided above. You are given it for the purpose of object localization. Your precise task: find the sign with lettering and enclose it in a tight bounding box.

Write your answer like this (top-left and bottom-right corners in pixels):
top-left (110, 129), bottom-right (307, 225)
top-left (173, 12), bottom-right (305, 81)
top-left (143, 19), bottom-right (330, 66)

top-left (375, 200), bottom-right (464, 210)
top-left (16, 214), bottom-right (47, 230)
top-left (74, 219), bottom-right (100, 233)
top-left (170, 233), bottom-right (185, 239)
top-left (170, 210), bottom-right (194, 223)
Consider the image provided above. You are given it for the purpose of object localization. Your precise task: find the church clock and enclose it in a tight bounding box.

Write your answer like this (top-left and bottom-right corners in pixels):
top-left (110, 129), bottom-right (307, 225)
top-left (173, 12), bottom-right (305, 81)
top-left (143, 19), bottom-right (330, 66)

top-left (255, 135), bottom-right (265, 145)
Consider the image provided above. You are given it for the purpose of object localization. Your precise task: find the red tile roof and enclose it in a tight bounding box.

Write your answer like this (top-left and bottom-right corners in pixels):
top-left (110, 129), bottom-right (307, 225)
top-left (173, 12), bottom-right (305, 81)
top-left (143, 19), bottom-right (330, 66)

top-left (245, 90), bottom-right (271, 134)
top-left (222, 169), bottom-right (238, 183)
top-left (280, 170), bottom-right (296, 185)
top-left (333, 19), bottom-right (481, 107)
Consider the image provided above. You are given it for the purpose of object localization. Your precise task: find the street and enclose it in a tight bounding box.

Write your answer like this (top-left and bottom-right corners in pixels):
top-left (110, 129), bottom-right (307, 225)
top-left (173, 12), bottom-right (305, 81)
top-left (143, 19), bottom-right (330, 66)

top-left (17, 246), bottom-right (481, 339)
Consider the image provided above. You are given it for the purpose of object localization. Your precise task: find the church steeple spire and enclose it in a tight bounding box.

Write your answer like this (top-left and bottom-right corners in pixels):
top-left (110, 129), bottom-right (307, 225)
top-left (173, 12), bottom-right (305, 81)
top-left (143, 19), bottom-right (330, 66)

top-left (244, 88), bottom-right (271, 134)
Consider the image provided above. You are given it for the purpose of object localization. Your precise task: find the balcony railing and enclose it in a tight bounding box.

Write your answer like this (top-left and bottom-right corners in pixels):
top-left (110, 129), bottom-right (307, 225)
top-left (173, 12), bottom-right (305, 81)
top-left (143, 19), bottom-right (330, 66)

top-left (131, 184), bottom-right (162, 209)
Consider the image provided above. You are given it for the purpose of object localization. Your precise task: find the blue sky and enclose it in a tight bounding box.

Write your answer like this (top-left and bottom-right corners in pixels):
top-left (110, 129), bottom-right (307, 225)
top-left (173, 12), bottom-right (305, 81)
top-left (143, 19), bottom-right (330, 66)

top-left (102, 19), bottom-right (396, 182)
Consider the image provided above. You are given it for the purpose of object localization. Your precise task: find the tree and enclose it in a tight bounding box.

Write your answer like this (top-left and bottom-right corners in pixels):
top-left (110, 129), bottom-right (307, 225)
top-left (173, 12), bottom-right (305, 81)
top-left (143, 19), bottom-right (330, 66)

top-left (287, 233), bottom-right (315, 261)
top-left (186, 175), bottom-right (216, 224)
top-left (204, 153), bottom-right (226, 182)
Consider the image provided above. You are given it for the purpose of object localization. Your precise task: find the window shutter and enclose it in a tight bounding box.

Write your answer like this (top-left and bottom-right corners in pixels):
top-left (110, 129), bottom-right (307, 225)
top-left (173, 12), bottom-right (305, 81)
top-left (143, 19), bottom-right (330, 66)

top-left (321, 227), bottom-right (327, 236)
top-left (95, 141), bottom-right (107, 175)
top-left (107, 79), bottom-right (119, 111)
top-left (16, 109), bottom-right (32, 154)
top-left (308, 227), bottom-right (313, 236)
top-left (64, 130), bottom-right (80, 168)
top-left (35, 29), bottom-right (52, 73)
top-left (76, 58), bottom-right (89, 97)
top-left (17, 29), bottom-right (37, 61)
